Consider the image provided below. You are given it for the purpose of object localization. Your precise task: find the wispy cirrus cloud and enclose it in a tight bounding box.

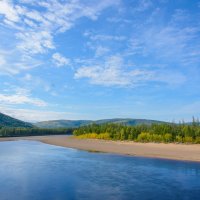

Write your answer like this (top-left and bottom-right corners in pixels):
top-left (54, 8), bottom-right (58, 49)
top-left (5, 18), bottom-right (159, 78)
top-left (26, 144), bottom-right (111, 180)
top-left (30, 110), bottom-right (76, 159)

top-left (17, 31), bottom-right (55, 54)
top-left (0, 0), bottom-right (120, 53)
top-left (0, 0), bottom-right (120, 75)
top-left (84, 31), bottom-right (126, 41)
top-left (94, 46), bottom-right (110, 57)
top-left (52, 53), bottom-right (70, 67)
top-left (0, 0), bottom-right (19, 22)
top-left (74, 55), bottom-right (185, 87)
top-left (0, 87), bottom-right (47, 107)
top-left (20, 74), bottom-right (57, 95)
top-left (0, 0), bottom-right (199, 122)
top-left (78, 5), bottom-right (198, 88)
top-left (0, 52), bottom-right (42, 75)
top-left (134, 0), bottom-right (153, 12)
top-left (126, 8), bottom-right (200, 65)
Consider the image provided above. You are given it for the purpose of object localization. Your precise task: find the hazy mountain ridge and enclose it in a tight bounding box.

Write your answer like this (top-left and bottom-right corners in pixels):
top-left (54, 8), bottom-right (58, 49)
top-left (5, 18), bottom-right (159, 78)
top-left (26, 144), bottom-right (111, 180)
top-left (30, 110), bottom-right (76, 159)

top-left (0, 113), bottom-right (34, 128)
top-left (34, 120), bottom-right (92, 128)
top-left (0, 112), bottom-right (194, 129)
top-left (34, 118), bottom-right (166, 128)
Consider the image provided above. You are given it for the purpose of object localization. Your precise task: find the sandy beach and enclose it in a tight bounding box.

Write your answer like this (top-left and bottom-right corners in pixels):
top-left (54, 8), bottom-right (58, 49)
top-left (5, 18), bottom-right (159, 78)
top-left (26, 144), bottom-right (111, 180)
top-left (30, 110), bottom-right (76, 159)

top-left (1, 135), bottom-right (200, 162)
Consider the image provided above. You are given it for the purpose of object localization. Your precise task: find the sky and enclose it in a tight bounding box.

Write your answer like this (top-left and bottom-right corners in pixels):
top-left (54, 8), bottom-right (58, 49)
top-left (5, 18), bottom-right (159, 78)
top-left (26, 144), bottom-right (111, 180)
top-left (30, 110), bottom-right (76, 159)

top-left (0, 0), bottom-right (200, 122)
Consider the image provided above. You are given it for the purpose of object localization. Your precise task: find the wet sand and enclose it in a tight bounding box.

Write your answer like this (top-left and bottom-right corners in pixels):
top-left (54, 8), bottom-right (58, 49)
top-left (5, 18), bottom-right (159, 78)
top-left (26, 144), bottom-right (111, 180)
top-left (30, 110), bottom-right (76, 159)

top-left (1, 135), bottom-right (200, 162)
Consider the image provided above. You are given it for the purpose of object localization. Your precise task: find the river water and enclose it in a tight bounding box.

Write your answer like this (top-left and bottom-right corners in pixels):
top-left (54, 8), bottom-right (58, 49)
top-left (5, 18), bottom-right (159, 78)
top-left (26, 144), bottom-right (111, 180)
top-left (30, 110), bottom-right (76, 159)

top-left (0, 140), bottom-right (200, 200)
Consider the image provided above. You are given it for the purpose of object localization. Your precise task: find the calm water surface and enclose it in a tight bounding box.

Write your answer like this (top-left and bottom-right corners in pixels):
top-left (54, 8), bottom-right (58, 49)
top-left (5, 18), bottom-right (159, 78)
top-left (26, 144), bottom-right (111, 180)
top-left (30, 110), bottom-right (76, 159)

top-left (0, 140), bottom-right (200, 200)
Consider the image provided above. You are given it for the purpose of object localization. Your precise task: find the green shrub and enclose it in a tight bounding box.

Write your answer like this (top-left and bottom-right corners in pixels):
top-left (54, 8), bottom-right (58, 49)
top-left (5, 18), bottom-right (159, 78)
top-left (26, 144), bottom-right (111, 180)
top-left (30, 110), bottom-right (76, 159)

top-left (151, 134), bottom-right (162, 142)
top-left (97, 133), bottom-right (111, 140)
top-left (163, 133), bottom-right (173, 143)
top-left (195, 137), bottom-right (200, 144)
top-left (76, 133), bottom-right (111, 140)
top-left (176, 135), bottom-right (183, 143)
top-left (183, 136), bottom-right (193, 143)
top-left (137, 132), bottom-right (150, 142)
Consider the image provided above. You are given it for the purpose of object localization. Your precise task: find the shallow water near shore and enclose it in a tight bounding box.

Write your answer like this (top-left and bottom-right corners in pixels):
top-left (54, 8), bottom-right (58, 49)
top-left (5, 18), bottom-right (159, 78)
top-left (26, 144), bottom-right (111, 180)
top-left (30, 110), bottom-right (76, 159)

top-left (0, 140), bottom-right (200, 200)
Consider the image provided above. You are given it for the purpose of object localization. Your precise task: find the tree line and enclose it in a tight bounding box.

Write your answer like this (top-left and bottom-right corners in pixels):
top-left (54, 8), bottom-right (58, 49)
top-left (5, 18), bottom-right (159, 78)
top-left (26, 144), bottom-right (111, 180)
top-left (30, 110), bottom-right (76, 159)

top-left (0, 127), bottom-right (73, 137)
top-left (73, 119), bottom-right (200, 144)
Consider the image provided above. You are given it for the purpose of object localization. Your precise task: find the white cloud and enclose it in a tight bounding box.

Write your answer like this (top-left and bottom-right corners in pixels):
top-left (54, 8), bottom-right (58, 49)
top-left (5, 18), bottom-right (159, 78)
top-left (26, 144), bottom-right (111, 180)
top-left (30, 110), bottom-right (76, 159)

top-left (23, 73), bottom-right (32, 81)
top-left (0, 0), bottom-right (20, 22)
top-left (135, 0), bottom-right (153, 12)
top-left (20, 74), bottom-right (55, 94)
top-left (17, 31), bottom-right (55, 54)
top-left (0, 52), bottom-right (42, 75)
top-left (95, 46), bottom-right (110, 57)
top-left (106, 17), bottom-right (131, 23)
top-left (0, 94), bottom-right (46, 106)
top-left (84, 31), bottom-right (126, 41)
top-left (0, 0), bottom-right (120, 55)
top-left (126, 38), bottom-right (146, 56)
top-left (0, 54), bottom-right (20, 75)
top-left (0, 88), bottom-right (47, 107)
top-left (126, 8), bottom-right (200, 65)
top-left (0, 0), bottom-right (120, 75)
top-left (75, 55), bottom-right (186, 87)
top-left (75, 55), bottom-right (153, 87)
top-left (52, 53), bottom-right (70, 67)
top-left (0, 55), bottom-right (6, 65)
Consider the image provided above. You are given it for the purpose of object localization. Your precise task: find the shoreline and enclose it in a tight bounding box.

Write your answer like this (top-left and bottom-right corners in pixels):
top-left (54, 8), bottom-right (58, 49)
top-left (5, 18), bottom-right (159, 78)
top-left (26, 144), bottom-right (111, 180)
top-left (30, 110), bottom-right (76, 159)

top-left (1, 135), bottom-right (200, 162)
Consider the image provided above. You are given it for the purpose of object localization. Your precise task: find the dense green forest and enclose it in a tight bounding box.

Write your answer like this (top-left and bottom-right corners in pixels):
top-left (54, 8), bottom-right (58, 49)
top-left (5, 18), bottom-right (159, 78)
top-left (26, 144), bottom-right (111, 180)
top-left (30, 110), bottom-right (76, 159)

top-left (73, 119), bottom-right (200, 144)
top-left (0, 127), bottom-right (73, 137)
top-left (0, 113), bottom-right (33, 128)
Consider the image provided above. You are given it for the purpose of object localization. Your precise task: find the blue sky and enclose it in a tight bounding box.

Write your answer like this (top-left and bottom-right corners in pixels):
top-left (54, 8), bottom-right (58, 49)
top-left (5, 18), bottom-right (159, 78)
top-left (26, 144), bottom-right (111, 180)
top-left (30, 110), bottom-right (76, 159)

top-left (0, 0), bottom-right (200, 122)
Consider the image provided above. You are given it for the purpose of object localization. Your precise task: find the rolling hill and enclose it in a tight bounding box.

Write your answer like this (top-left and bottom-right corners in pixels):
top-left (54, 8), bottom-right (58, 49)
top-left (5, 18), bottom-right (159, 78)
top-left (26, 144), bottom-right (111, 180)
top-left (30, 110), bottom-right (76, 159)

top-left (34, 120), bottom-right (92, 128)
top-left (0, 112), bottom-right (33, 128)
top-left (34, 118), bottom-right (166, 128)
top-left (0, 112), bottom-right (168, 129)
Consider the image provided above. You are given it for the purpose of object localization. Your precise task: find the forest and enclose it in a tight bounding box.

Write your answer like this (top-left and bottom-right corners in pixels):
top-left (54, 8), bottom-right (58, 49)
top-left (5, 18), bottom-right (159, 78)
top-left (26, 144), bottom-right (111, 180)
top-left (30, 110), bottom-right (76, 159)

top-left (0, 127), bottom-right (73, 137)
top-left (73, 119), bottom-right (200, 144)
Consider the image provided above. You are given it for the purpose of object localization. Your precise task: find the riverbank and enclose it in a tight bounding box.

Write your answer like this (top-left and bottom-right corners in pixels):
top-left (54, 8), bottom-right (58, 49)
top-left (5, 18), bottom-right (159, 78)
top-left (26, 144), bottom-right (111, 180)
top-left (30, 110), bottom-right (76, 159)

top-left (1, 135), bottom-right (200, 162)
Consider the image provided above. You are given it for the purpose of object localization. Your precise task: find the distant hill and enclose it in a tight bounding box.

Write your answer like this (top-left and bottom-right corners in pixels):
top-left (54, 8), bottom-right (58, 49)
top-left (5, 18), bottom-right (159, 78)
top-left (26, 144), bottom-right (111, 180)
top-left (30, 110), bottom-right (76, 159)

top-left (35, 120), bottom-right (92, 128)
top-left (0, 112), bottom-right (168, 129)
top-left (34, 118), bottom-right (166, 128)
top-left (94, 118), bottom-right (166, 126)
top-left (0, 112), bottom-right (33, 128)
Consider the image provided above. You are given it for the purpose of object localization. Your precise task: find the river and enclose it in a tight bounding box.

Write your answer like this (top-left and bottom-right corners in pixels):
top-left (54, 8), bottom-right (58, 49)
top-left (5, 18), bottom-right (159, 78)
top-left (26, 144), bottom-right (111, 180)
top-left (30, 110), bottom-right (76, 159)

top-left (0, 140), bottom-right (200, 200)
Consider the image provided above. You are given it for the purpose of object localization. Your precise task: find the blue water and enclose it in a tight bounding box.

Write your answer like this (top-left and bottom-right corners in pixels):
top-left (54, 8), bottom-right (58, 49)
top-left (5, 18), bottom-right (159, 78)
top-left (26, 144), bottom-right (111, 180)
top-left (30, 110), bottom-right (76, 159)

top-left (0, 141), bottom-right (200, 200)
